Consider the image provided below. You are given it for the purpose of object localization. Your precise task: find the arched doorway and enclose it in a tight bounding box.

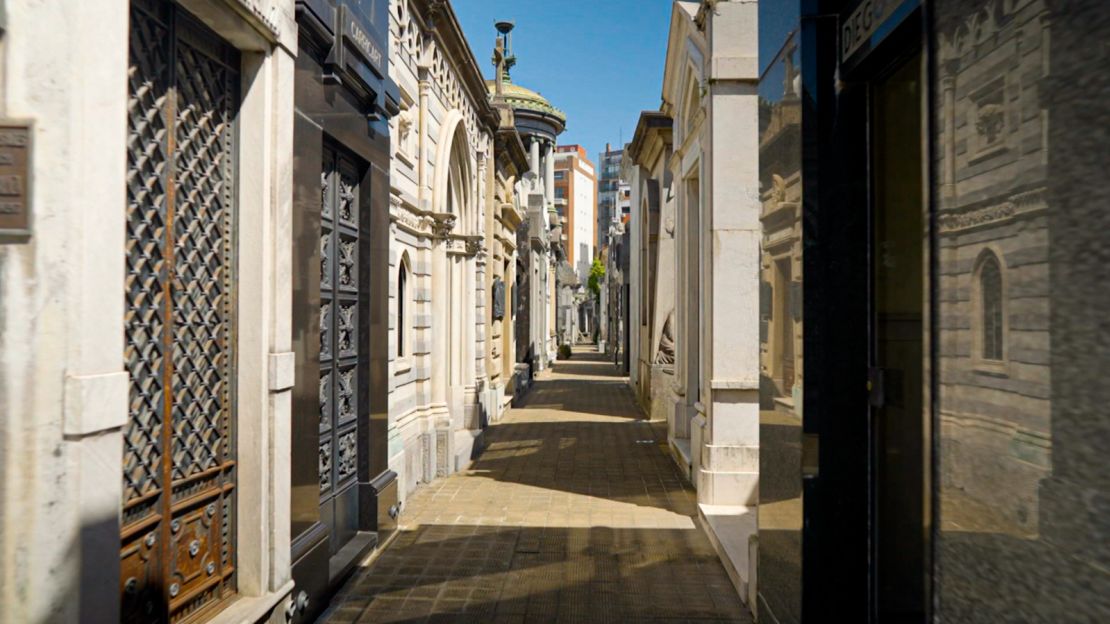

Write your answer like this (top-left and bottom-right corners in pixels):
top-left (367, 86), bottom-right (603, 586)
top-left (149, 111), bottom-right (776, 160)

top-left (432, 114), bottom-right (479, 470)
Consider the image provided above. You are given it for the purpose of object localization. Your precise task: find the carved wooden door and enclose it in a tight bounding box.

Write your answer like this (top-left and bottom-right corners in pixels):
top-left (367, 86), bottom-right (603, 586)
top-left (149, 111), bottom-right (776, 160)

top-left (121, 1), bottom-right (239, 621)
top-left (319, 145), bottom-right (363, 553)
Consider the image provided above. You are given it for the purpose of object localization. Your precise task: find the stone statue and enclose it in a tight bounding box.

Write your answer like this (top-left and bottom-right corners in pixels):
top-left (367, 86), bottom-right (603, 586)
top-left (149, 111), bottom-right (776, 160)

top-left (771, 173), bottom-right (787, 206)
top-left (655, 310), bottom-right (675, 366)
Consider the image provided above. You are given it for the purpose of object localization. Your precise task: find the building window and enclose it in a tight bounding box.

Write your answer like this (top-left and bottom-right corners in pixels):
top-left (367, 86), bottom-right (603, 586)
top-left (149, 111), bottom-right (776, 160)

top-left (555, 187), bottom-right (566, 199)
top-left (397, 261), bottom-right (408, 357)
top-left (979, 252), bottom-right (1004, 361)
top-left (554, 170), bottom-right (566, 180)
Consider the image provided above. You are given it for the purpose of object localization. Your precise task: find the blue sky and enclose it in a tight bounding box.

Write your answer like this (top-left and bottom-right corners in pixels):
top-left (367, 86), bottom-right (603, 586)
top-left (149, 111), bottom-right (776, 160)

top-left (453, 0), bottom-right (673, 165)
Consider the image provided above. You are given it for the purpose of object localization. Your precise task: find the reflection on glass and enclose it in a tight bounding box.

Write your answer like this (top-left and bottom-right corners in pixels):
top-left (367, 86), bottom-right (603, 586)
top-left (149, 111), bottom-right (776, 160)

top-left (933, 0), bottom-right (1109, 618)
top-left (872, 51), bottom-right (926, 621)
top-left (758, 4), bottom-right (802, 621)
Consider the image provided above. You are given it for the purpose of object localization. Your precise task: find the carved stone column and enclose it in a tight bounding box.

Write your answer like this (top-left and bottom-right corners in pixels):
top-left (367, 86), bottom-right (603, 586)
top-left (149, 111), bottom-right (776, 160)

top-left (941, 60), bottom-right (959, 203)
top-left (544, 140), bottom-right (555, 207)
top-left (529, 137), bottom-right (540, 177)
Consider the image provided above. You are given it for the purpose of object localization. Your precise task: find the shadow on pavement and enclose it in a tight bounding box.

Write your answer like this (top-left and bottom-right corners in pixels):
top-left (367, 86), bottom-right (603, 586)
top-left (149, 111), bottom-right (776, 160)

top-left (320, 523), bottom-right (752, 623)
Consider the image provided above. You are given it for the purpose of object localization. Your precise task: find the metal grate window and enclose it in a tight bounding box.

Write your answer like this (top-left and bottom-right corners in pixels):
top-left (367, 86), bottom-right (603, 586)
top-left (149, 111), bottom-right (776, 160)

top-left (121, 1), bottom-right (239, 621)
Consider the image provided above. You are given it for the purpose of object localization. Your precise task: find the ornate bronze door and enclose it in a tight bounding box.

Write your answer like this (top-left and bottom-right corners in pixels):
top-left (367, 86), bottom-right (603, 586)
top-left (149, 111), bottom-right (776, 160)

top-left (122, 1), bottom-right (239, 621)
top-left (319, 145), bottom-right (363, 552)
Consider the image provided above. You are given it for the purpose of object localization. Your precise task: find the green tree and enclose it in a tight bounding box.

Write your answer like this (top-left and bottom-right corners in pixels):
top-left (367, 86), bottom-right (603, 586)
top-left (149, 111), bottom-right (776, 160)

top-left (587, 259), bottom-right (605, 298)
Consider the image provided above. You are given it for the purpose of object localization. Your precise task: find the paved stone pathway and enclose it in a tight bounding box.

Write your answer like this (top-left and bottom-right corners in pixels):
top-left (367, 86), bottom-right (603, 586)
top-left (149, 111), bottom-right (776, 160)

top-left (319, 348), bottom-right (752, 623)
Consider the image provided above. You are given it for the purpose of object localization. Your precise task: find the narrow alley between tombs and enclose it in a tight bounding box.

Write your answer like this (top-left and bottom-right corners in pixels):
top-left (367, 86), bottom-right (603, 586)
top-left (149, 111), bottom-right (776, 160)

top-left (319, 348), bottom-right (751, 623)
top-left (6, 1), bottom-right (1109, 622)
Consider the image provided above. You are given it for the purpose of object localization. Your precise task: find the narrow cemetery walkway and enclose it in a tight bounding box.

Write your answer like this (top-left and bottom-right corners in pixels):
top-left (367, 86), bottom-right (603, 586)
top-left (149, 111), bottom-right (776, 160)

top-left (319, 347), bottom-right (752, 623)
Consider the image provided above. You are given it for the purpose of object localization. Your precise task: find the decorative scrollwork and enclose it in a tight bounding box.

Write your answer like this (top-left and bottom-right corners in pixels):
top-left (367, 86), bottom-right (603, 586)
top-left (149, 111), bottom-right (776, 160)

top-left (431, 213), bottom-right (457, 239)
top-left (320, 234), bottom-right (331, 288)
top-left (465, 238), bottom-right (484, 256)
top-left (337, 431), bottom-right (357, 482)
top-left (338, 239), bottom-right (357, 288)
top-left (338, 302), bottom-right (357, 357)
top-left (320, 302), bottom-right (332, 360)
top-left (319, 439), bottom-right (332, 492)
top-left (337, 368), bottom-right (356, 424)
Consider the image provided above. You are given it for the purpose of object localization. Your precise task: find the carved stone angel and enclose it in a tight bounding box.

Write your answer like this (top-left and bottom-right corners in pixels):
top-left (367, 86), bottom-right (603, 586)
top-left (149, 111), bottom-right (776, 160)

top-left (655, 310), bottom-right (676, 366)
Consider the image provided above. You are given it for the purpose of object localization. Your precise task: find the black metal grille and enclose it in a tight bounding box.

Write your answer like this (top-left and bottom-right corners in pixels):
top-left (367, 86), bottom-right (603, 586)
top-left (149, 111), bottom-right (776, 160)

top-left (124, 0), bottom-right (169, 518)
top-left (170, 36), bottom-right (233, 483)
top-left (122, 2), bottom-right (238, 622)
top-left (319, 148), bottom-right (362, 499)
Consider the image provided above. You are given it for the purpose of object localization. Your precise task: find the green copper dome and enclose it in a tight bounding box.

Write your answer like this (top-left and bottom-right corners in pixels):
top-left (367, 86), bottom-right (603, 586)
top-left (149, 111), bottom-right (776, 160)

top-left (487, 79), bottom-right (567, 124)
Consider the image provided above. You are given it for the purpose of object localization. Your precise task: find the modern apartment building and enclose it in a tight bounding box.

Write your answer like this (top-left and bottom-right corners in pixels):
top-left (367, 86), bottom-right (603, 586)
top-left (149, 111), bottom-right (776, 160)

top-left (597, 144), bottom-right (625, 248)
top-left (553, 145), bottom-right (598, 281)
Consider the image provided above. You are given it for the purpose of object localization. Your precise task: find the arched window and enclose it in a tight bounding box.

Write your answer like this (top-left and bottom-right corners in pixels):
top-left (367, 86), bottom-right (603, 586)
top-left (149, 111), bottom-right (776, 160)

top-left (397, 259), bottom-right (409, 358)
top-left (978, 252), bottom-right (1004, 361)
top-left (683, 75), bottom-right (702, 139)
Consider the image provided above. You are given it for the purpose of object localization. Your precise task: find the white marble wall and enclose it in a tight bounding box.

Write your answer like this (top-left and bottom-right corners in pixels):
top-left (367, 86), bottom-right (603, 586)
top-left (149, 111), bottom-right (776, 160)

top-left (387, 0), bottom-right (495, 501)
top-left (657, 0), bottom-right (760, 601)
top-left (0, 1), bottom-right (298, 622)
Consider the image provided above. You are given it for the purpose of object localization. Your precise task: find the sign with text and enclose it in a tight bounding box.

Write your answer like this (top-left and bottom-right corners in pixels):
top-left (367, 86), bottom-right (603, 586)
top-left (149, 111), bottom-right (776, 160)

top-left (841, 0), bottom-right (920, 63)
top-left (341, 4), bottom-right (385, 79)
top-left (0, 121), bottom-right (31, 237)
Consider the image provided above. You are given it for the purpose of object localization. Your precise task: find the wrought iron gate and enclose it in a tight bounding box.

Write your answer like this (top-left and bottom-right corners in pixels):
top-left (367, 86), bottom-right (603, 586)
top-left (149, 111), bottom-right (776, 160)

top-left (122, 1), bottom-right (239, 621)
top-left (319, 146), bottom-right (363, 551)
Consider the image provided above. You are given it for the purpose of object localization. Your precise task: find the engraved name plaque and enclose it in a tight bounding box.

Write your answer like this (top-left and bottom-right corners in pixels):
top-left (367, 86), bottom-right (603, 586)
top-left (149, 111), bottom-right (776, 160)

top-left (0, 121), bottom-right (31, 238)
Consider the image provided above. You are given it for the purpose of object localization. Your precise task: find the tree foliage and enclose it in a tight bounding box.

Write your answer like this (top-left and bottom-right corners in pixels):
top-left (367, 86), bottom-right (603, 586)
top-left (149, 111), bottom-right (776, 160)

top-left (587, 259), bottom-right (605, 297)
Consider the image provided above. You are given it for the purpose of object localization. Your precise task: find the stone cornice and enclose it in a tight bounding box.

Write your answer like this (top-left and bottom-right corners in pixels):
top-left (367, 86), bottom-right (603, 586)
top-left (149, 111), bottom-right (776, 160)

top-left (411, 0), bottom-right (500, 132)
top-left (938, 188), bottom-right (1048, 234)
top-left (389, 194), bottom-right (436, 236)
top-left (627, 111), bottom-right (674, 167)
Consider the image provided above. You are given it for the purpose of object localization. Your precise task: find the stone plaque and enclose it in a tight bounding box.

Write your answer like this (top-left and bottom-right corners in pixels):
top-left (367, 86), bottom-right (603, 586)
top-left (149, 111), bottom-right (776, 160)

top-left (0, 121), bottom-right (31, 237)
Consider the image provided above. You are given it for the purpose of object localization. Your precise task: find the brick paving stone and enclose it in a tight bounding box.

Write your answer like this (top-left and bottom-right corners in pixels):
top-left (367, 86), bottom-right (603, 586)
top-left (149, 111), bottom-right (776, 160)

top-left (319, 348), bottom-right (753, 623)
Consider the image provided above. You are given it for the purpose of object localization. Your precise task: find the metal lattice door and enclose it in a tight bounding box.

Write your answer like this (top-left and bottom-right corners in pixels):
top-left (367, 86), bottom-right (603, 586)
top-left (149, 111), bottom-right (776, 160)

top-left (121, 1), bottom-right (239, 621)
top-left (319, 146), bottom-right (363, 552)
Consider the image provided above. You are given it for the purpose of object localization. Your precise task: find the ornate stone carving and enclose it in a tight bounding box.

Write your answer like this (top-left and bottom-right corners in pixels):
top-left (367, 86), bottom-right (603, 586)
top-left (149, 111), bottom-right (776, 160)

top-left (940, 202), bottom-right (1015, 232)
top-left (431, 213), bottom-right (457, 238)
top-left (771, 173), bottom-right (787, 205)
top-left (465, 237), bottom-right (484, 256)
top-left (397, 109), bottom-right (413, 141)
top-left (939, 188), bottom-right (1046, 233)
top-left (425, 0), bottom-right (447, 28)
top-left (975, 103), bottom-right (1005, 144)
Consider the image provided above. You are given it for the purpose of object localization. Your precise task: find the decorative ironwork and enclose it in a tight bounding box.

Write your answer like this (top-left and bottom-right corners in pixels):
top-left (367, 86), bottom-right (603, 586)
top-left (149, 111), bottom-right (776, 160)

top-left (319, 370), bottom-right (331, 431)
top-left (338, 236), bottom-right (357, 288)
top-left (123, 0), bottom-right (169, 523)
top-left (338, 170), bottom-right (357, 224)
top-left (320, 234), bottom-right (331, 289)
top-left (319, 439), bottom-right (332, 492)
top-left (318, 147), bottom-right (364, 504)
top-left (337, 367), bottom-right (356, 424)
top-left (337, 430), bottom-right (358, 482)
top-left (122, 3), bottom-right (238, 621)
top-left (320, 301), bottom-right (332, 360)
top-left (338, 302), bottom-right (357, 357)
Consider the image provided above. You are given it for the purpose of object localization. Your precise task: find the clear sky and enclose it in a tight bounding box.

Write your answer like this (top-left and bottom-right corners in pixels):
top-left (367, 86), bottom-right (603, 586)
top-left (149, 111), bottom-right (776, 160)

top-left (453, 0), bottom-right (673, 165)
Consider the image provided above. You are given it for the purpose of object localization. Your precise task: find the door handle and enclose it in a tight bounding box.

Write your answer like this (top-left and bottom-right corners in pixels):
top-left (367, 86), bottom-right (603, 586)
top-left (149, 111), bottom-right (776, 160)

top-left (868, 366), bottom-right (885, 408)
